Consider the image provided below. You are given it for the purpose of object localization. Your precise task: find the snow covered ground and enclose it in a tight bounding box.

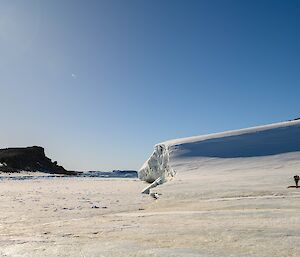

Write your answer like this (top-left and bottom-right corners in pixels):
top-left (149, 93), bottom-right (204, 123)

top-left (1, 120), bottom-right (300, 257)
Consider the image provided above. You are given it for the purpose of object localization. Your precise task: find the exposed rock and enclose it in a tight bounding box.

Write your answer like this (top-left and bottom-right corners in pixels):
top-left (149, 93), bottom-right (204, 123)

top-left (0, 146), bottom-right (75, 175)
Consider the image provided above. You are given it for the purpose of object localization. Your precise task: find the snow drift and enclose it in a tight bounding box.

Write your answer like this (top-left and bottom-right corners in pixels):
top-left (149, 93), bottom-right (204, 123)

top-left (139, 119), bottom-right (300, 192)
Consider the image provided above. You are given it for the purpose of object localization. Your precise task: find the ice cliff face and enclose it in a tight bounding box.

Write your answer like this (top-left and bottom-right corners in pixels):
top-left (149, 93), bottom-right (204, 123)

top-left (138, 144), bottom-right (175, 184)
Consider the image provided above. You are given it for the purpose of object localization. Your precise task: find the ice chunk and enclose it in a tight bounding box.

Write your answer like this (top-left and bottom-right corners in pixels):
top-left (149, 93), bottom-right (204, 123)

top-left (138, 144), bottom-right (175, 185)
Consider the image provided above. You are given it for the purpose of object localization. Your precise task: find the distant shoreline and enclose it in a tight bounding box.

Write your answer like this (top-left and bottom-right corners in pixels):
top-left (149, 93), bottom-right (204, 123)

top-left (0, 170), bottom-right (138, 181)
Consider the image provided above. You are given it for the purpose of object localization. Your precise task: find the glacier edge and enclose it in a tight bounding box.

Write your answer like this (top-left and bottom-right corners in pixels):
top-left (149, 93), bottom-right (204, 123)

top-left (138, 144), bottom-right (175, 193)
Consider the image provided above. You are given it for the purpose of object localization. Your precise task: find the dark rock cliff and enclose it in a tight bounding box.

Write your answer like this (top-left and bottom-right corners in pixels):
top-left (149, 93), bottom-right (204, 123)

top-left (0, 146), bottom-right (74, 175)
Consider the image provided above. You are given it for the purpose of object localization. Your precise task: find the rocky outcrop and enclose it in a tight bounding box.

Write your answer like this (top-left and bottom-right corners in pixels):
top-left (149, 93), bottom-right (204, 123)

top-left (0, 146), bottom-right (74, 175)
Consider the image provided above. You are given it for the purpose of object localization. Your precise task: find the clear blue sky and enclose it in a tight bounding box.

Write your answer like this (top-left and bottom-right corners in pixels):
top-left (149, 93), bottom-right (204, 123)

top-left (0, 0), bottom-right (299, 171)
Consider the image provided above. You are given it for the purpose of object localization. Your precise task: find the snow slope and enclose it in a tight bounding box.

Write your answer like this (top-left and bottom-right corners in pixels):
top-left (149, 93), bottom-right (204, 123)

top-left (138, 120), bottom-right (300, 256)
top-left (139, 120), bottom-right (300, 189)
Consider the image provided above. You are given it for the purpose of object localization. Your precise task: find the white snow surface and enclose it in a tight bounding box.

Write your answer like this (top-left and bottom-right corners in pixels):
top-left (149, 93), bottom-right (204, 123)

top-left (139, 119), bottom-right (300, 188)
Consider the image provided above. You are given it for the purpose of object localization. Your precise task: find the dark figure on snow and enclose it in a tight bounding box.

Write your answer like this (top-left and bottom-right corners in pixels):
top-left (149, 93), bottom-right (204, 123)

top-left (294, 175), bottom-right (299, 188)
